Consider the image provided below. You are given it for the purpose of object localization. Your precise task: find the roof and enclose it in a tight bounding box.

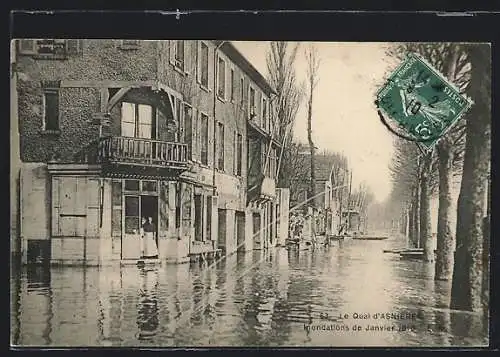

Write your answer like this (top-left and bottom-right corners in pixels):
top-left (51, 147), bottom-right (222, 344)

top-left (314, 154), bottom-right (334, 181)
top-left (299, 150), bottom-right (334, 182)
top-left (214, 41), bottom-right (276, 96)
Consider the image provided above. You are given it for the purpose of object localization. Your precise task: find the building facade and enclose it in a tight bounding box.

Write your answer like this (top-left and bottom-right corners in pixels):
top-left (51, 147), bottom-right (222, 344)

top-left (11, 39), bottom-right (287, 266)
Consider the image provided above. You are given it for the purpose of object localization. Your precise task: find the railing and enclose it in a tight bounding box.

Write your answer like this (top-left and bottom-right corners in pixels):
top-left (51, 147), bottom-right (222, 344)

top-left (98, 136), bottom-right (188, 168)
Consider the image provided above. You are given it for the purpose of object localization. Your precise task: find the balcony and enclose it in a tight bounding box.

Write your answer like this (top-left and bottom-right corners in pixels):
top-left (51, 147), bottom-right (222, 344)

top-left (98, 137), bottom-right (189, 175)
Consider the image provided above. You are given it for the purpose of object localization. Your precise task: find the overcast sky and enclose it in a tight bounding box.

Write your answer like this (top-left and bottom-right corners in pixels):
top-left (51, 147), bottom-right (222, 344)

top-left (233, 41), bottom-right (400, 202)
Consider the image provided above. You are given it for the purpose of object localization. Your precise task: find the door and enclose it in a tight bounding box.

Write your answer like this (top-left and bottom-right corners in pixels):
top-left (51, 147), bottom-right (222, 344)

top-left (253, 212), bottom-right (261, 249)
top-left (218, 209), bottom-right (227, 251)
top-left (141, 195), bottom-right (159, 246)
top-left (236, 211), bottom-right (245, 252)
top-left (122, 195), bottom-right (141, 259)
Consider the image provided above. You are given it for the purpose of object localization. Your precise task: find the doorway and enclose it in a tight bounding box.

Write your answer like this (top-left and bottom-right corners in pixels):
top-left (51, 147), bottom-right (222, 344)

top-left (218, 209), bottom-right (227, 252)
top-left (194, 194), bottom-right (203, 242)
top-left (252, 212), bottom-right (261, 249)
top-left (141, 195), bottom-right (158, 246)
top-left (236, 211), bottom-right (245, 252)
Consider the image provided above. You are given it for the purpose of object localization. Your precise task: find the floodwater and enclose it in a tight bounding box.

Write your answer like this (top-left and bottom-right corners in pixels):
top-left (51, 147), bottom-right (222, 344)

top-left (10, 234), bottom-right (488, 347)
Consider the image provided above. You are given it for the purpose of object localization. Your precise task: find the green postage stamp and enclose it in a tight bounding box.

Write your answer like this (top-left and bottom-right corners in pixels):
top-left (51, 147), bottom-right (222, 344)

top-left (376, 52), bottom-right (473, 149)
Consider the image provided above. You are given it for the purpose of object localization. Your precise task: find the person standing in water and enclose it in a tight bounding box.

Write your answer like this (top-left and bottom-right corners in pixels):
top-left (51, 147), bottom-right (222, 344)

top-left (142, 217), bottom-right (158, 259)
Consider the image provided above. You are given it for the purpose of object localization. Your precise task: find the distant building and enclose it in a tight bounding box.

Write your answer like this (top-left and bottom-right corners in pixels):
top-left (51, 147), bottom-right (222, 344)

top-left (291, 150), bottom-right (341, 237)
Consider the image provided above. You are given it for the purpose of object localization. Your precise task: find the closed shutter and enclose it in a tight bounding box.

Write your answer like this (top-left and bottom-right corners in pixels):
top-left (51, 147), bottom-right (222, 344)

top-left (196, 41), bottom-right (201, 83)
top-left (184, 40), bottom-right (191, 74)
top-left (182, 183), bottom-right (192, 229)
top-left (111, 180), bottom-right (122, 237)
top-left (207, 117), bottom-right (213, 167)
top-left (169, 40), bottom-right (175, 65)
top-left (159, 181), bottom-right (169, 236)
top-left (191, 108), bottom-right (198, 161)
top-left (59, 177), bottom-right (77, 236)
top-left (52, 177), bottom-right (61, 235)
top-left (86, 178), bottom-right (100, 238)
top-left (66, 40), bottom-right (82, 55)
top-left (211, 196), bottom-right (218, 241)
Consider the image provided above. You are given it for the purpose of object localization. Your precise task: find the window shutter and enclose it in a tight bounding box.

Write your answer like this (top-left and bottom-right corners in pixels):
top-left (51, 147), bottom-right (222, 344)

top-left (169, 40), bottom-right (175, 65)
top-left (86, 178), bottom-right (100, 238)
top-left (207, 117), bottom-right (213, 167)
top-left (211, 196), bottom-right (219, 241)
top-left (52, 177), bottom-right (61, 236)
top-left (208, 46), bottom-right (214, 91)
top-left (191, 108), bottom-right (198, 161)
top-left (18, 39), bottom-right (36, 54)
top-left (184, 40), bottom-right (191, 74)
top-left (66, 40), bottom-right (82, 55)
top-left (196, 41), bottom-right (202, 84)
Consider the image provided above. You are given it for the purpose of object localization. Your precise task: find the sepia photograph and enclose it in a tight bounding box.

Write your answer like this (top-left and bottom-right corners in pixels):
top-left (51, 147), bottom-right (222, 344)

top-left (10, 38), bottom-right (491, 347)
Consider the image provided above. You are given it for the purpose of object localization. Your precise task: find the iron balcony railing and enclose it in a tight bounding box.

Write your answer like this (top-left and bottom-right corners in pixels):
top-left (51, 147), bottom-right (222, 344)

top-left (98, 136), bottom-right (188, 168)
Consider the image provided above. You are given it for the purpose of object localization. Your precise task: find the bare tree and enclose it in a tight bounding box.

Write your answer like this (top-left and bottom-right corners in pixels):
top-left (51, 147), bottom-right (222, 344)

top-left (305, 45), bottom-right (320, 207)
top-left (451, 43), bottom-right (491, 313)
top-left (387, 42), bottom-right (470, 266)
top-left (266, 42), bottom-right (304, 187)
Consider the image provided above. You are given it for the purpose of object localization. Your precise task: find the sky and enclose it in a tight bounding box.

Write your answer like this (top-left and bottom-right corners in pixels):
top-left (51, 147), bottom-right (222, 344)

top-left (233, 41), bottom-right (400, 202)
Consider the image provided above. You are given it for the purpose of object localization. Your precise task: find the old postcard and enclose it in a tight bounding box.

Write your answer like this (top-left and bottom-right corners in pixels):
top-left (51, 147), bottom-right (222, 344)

top-left (10, 39), bottom-right (490, 348)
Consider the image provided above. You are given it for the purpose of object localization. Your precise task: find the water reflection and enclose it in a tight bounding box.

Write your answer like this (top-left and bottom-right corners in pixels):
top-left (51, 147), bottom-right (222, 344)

top-left (136, 268), bottom-right (159, 341)
top-left (11, 235), bottom-right (488, 347)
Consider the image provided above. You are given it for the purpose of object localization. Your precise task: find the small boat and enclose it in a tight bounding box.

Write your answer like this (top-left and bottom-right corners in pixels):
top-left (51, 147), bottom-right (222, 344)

top-left (383, 248), bottom-right (423, 254)
top-left (353, 236), bottom-right (388, 240)
top-left (136, 258), bottom-right (161, 267)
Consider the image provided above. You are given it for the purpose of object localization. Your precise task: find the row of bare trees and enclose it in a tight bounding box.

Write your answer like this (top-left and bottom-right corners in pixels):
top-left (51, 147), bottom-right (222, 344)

top-left (266, 42), bottom-right (323, 208)
top-left (387, 43), bottom-right (491, 313)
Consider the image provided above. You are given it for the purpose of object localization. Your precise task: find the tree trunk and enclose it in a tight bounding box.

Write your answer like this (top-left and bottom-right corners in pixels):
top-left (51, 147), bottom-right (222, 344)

top-left (435, 137), bottom-right (454, 280)
top-left (408, 201), bottom-right (415, 245)
top-left (450, 44), bottom-right (491, 312)
top-left (307, 94), bottom-right (316, 207)
top-left (412, 185), bottom-right (420, 248)
top-left (419, 152), bottom-right (434, 262)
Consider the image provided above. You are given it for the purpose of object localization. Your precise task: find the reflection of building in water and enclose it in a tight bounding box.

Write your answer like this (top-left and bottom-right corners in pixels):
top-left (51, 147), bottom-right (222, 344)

top-left (17, 266), bottom-right (53, 346)
top-left (50, 268), bottom-right (101, 346)
top-left (97, 267), bottom-right (124, 345)
top-left (136, 268), bottom-right (159, 340)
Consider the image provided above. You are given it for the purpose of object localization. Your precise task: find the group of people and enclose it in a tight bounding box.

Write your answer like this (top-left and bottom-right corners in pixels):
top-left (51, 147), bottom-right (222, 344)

top-left (140, 217), bottom-right (158, 259)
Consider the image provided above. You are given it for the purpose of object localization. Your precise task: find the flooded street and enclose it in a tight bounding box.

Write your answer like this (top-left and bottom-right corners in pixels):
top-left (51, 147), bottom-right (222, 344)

top-left (11, 234), bottom-right (488, 347)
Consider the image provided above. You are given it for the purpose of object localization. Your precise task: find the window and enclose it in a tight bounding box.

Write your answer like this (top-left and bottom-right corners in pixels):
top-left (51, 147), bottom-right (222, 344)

top-left (175, 183), bottom-right (181, 228)
top-left (200, 42), bottom-right (209, 88)
top-left (174, 40), bottom-right (185, 70)
top-left (240, 77), bottom-right (245, 105)
top-left (249, 87), bottom-right (256, 118)
top-left (124, 196), bottom-right (140, 234)
top-left (18, 39), bottom-right (81, 58)
top-left (230, 68), bottom-right (235, 102)
top-left (262, 98), bottom-right (268, 130)
top-left (183, 104), bottom-right (193, 157)
top-left (236, 133), bottom-right (243, 176)
top-left (216, 122), bottom-right (225, 170)
top-left (200, 113), bottom-right (209, 165)
top-left (206, 196), bottom-right (212, 241)
top-left (120, 102), bottom-right (154, 139)
top-left (217, 57), bottom-right (226, 99)
top-left (42, 88), bottom-right (60, 132)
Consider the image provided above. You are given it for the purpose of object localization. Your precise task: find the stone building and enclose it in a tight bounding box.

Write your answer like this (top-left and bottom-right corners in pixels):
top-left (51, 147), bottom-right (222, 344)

top-left (11, 39), bottom-right (287, 265)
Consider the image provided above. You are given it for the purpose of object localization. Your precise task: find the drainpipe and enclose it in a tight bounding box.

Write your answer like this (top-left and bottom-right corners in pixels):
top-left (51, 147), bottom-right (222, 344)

top-left (212, 41), bottom-right (226, 197)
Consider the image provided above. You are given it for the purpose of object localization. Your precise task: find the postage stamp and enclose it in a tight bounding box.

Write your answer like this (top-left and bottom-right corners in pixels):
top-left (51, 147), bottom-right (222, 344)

top-left (376, 52), bottom-right (474, 149)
